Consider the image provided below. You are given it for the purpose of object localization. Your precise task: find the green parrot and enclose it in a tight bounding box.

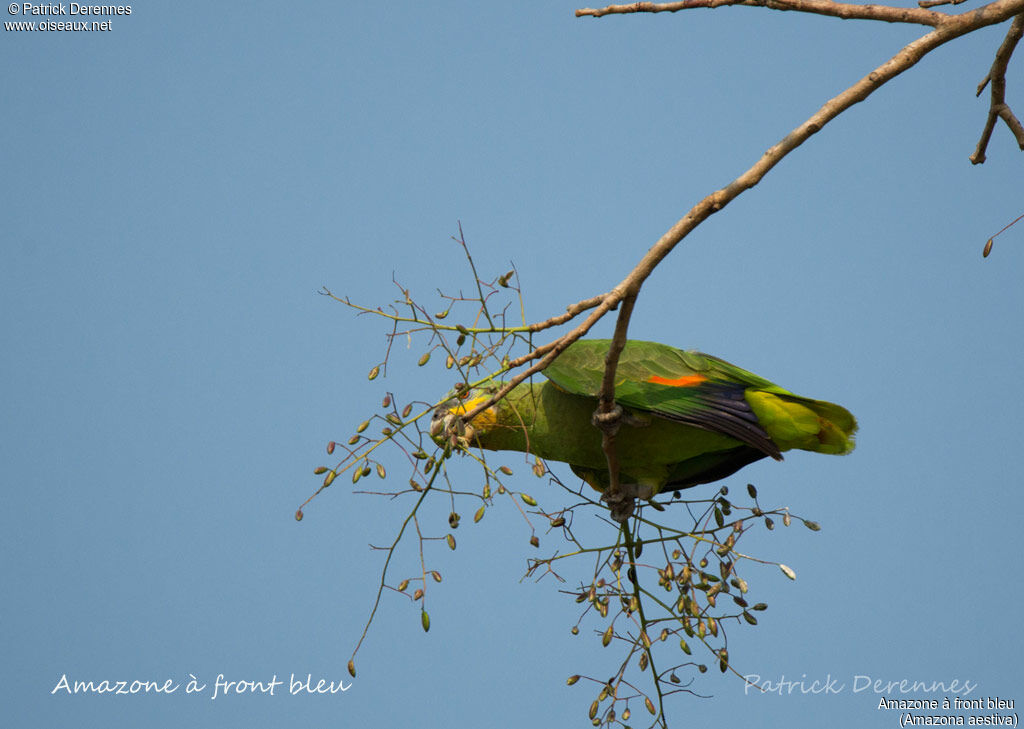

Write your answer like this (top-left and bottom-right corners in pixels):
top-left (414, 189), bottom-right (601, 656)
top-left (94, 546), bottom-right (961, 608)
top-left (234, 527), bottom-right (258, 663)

top-left (430, 339), bottom-right (856, 521)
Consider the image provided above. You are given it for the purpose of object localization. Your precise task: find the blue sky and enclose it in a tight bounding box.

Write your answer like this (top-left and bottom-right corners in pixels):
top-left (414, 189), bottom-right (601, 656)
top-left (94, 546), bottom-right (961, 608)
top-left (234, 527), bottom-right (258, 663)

top-left (3, 2), bottom-right (1021, 727)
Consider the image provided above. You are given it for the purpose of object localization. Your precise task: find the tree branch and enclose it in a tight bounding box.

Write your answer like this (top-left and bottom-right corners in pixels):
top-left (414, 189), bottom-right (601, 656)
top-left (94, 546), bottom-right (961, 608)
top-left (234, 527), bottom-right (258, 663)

top-left (594, 292), bottom-right (639, 517)
top-left (576, 0), bottom-right (946, 26)
top-left (970, 12), bottom-right (1024, 163)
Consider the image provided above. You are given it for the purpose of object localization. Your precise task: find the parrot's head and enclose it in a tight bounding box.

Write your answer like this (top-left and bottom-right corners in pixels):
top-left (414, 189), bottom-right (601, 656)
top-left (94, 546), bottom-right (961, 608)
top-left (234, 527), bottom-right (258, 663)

top-left (429, 386), bottom-right (502, 448)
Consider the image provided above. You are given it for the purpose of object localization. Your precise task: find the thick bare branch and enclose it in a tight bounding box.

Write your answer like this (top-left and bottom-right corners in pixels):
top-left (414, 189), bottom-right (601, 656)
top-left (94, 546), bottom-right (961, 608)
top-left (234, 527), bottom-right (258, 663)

top-left (970, 12), bottom-right (1024, 163)
top-left (576, 0), bottom-right (946, 26)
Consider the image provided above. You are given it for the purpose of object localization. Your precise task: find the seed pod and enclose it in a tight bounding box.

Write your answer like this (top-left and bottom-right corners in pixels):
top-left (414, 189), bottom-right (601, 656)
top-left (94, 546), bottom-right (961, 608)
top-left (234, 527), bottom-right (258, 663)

top-left (417, 352), bottom-right (431, 367)
top-left (602, 624), bottom-right (613, 647)
top-left (803, 519), bottom-right (821, 532)
top-left (351, 468), bottom-right (361, 484)
top-left (361, 465), bottom-right (371, 477)
top-left (659, 628), bottom-right (669, 642)
top-left (622, 708), bottom-right (631, 721)
top-left (719, 649), bottom-right (729, 673)
top-left (567, 675), bottom-right (580, 686)
top-left (401, 403), bottom-right (413, 418)
top-left (640, 630), bottom-right (651, 648)
top-left (430, 570), bottom-right (442, 583)
top-left (348, 434), bottom-right (359, 445)
top-left (368, 366), bottom-right (380, 380)
top-left (294, 509), bottom-right (303, 521)
top-left (435, 309), bottom-right (449, 319)
top-left (747, 483), bottom-right (757, 499)
top-left (445, 355), bottom-right (455, 369)
top-left (448, 512), bottom-right (460, 529)
top-left (549, 516), bottom-right (565, 528)
top-left (356, 420), bottom-right (369, 433)
top-left (530, 535), bottom-right (540, 548)
top-left (743, 611), bottom-right (758, 625)
top-left (499, 466), bottom-right (513, 476)
top-left (347, 659), bottom-right (356, 678)
top-left (588, 700), bottom-right (599, 720)
top-left (474, 505), bottom-right (485, 523)
top-left (446, 534), bottom-right (456, 550)
top-left (413, 588), bottom-right (423, 601)
top-left (765, 516), bottom-right (774, 530)
top-left (645, 696), bottom-right (656, 715)
top-left (520, 493), bottom-right (537, 506)
top-left (708, 617), bottom-right (718, 636)
top-left (753, 602), bottom-right (768, 611)
top-left (679, 638), bottom-right (691, 655)
top-left (783, 512), bottom-right (791, 527)
top-left (327, 441), bottom-right (336, 454)
top-left (571, 626), bottom-right (579, 635)
top-left (779, 563), bottom-right (797, 580)
top-left (314, 466), bottom-right (328, 475)
top-left (397, 579), bottom-right (409, 592)
top-left (382, 394), bottom-right (391, 408)
top-left (983, 237), bottom-right (993, 257)
top-left (638, 652), bottom-right (648, 671)
top-left (376, 464), bottom-right (386, 479)
top-left (409, 479), bottom-right (423, 492)
top-left (323, 470), bottom-right (337, 488)
top-left (670, 672), bottom-right (680, 684)
top-left (421, 610), bottom-right (430, 632)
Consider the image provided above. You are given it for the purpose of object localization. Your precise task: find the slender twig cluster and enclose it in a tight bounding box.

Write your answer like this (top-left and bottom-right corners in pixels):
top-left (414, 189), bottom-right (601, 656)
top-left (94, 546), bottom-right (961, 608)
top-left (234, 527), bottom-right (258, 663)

top-left (301, 236), bottom-right (825, 727)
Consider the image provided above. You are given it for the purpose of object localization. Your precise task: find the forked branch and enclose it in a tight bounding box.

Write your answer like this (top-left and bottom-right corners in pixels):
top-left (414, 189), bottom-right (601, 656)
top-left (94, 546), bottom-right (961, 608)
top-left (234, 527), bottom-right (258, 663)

top-left (971, 12), bottom-right (1024, 163)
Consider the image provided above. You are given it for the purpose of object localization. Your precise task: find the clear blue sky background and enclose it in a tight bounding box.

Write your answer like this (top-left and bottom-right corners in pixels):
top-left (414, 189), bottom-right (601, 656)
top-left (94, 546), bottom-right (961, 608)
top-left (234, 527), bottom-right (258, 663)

top-left (3, 2), bottom-right (1021, 727)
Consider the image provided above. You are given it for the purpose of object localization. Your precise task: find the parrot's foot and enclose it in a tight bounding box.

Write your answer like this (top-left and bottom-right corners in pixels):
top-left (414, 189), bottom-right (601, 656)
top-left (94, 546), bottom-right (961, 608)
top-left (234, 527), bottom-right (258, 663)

top-left (591, 404), bottom-right (624, 435)
top-left (601, 482), bottom-right (658, 523)
top-left (602, 492), bottom-right (635, 523)
top-left (591, 404), bottom-right (648, 432)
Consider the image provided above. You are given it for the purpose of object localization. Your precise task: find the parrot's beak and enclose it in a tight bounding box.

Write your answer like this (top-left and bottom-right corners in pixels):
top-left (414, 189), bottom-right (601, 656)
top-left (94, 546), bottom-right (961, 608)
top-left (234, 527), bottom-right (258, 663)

top-left (430, 396), bottom-right (488, 447)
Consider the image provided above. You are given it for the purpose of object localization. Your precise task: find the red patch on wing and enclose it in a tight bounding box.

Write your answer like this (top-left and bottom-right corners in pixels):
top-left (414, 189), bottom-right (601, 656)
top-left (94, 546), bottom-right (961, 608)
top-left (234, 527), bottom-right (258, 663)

top-left (648, 374), bottom-right (707, 387)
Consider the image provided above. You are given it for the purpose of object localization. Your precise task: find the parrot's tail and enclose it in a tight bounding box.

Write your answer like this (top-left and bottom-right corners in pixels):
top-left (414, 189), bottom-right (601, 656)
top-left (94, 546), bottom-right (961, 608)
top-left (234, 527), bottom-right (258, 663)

top-left (745, 390), bottom-right (857, 455)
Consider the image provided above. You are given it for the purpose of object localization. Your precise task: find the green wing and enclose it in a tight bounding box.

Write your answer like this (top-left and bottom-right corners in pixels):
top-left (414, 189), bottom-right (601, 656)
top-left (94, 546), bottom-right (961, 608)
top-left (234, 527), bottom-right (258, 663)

top-left (544, 339), bottom-right (856, 458)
